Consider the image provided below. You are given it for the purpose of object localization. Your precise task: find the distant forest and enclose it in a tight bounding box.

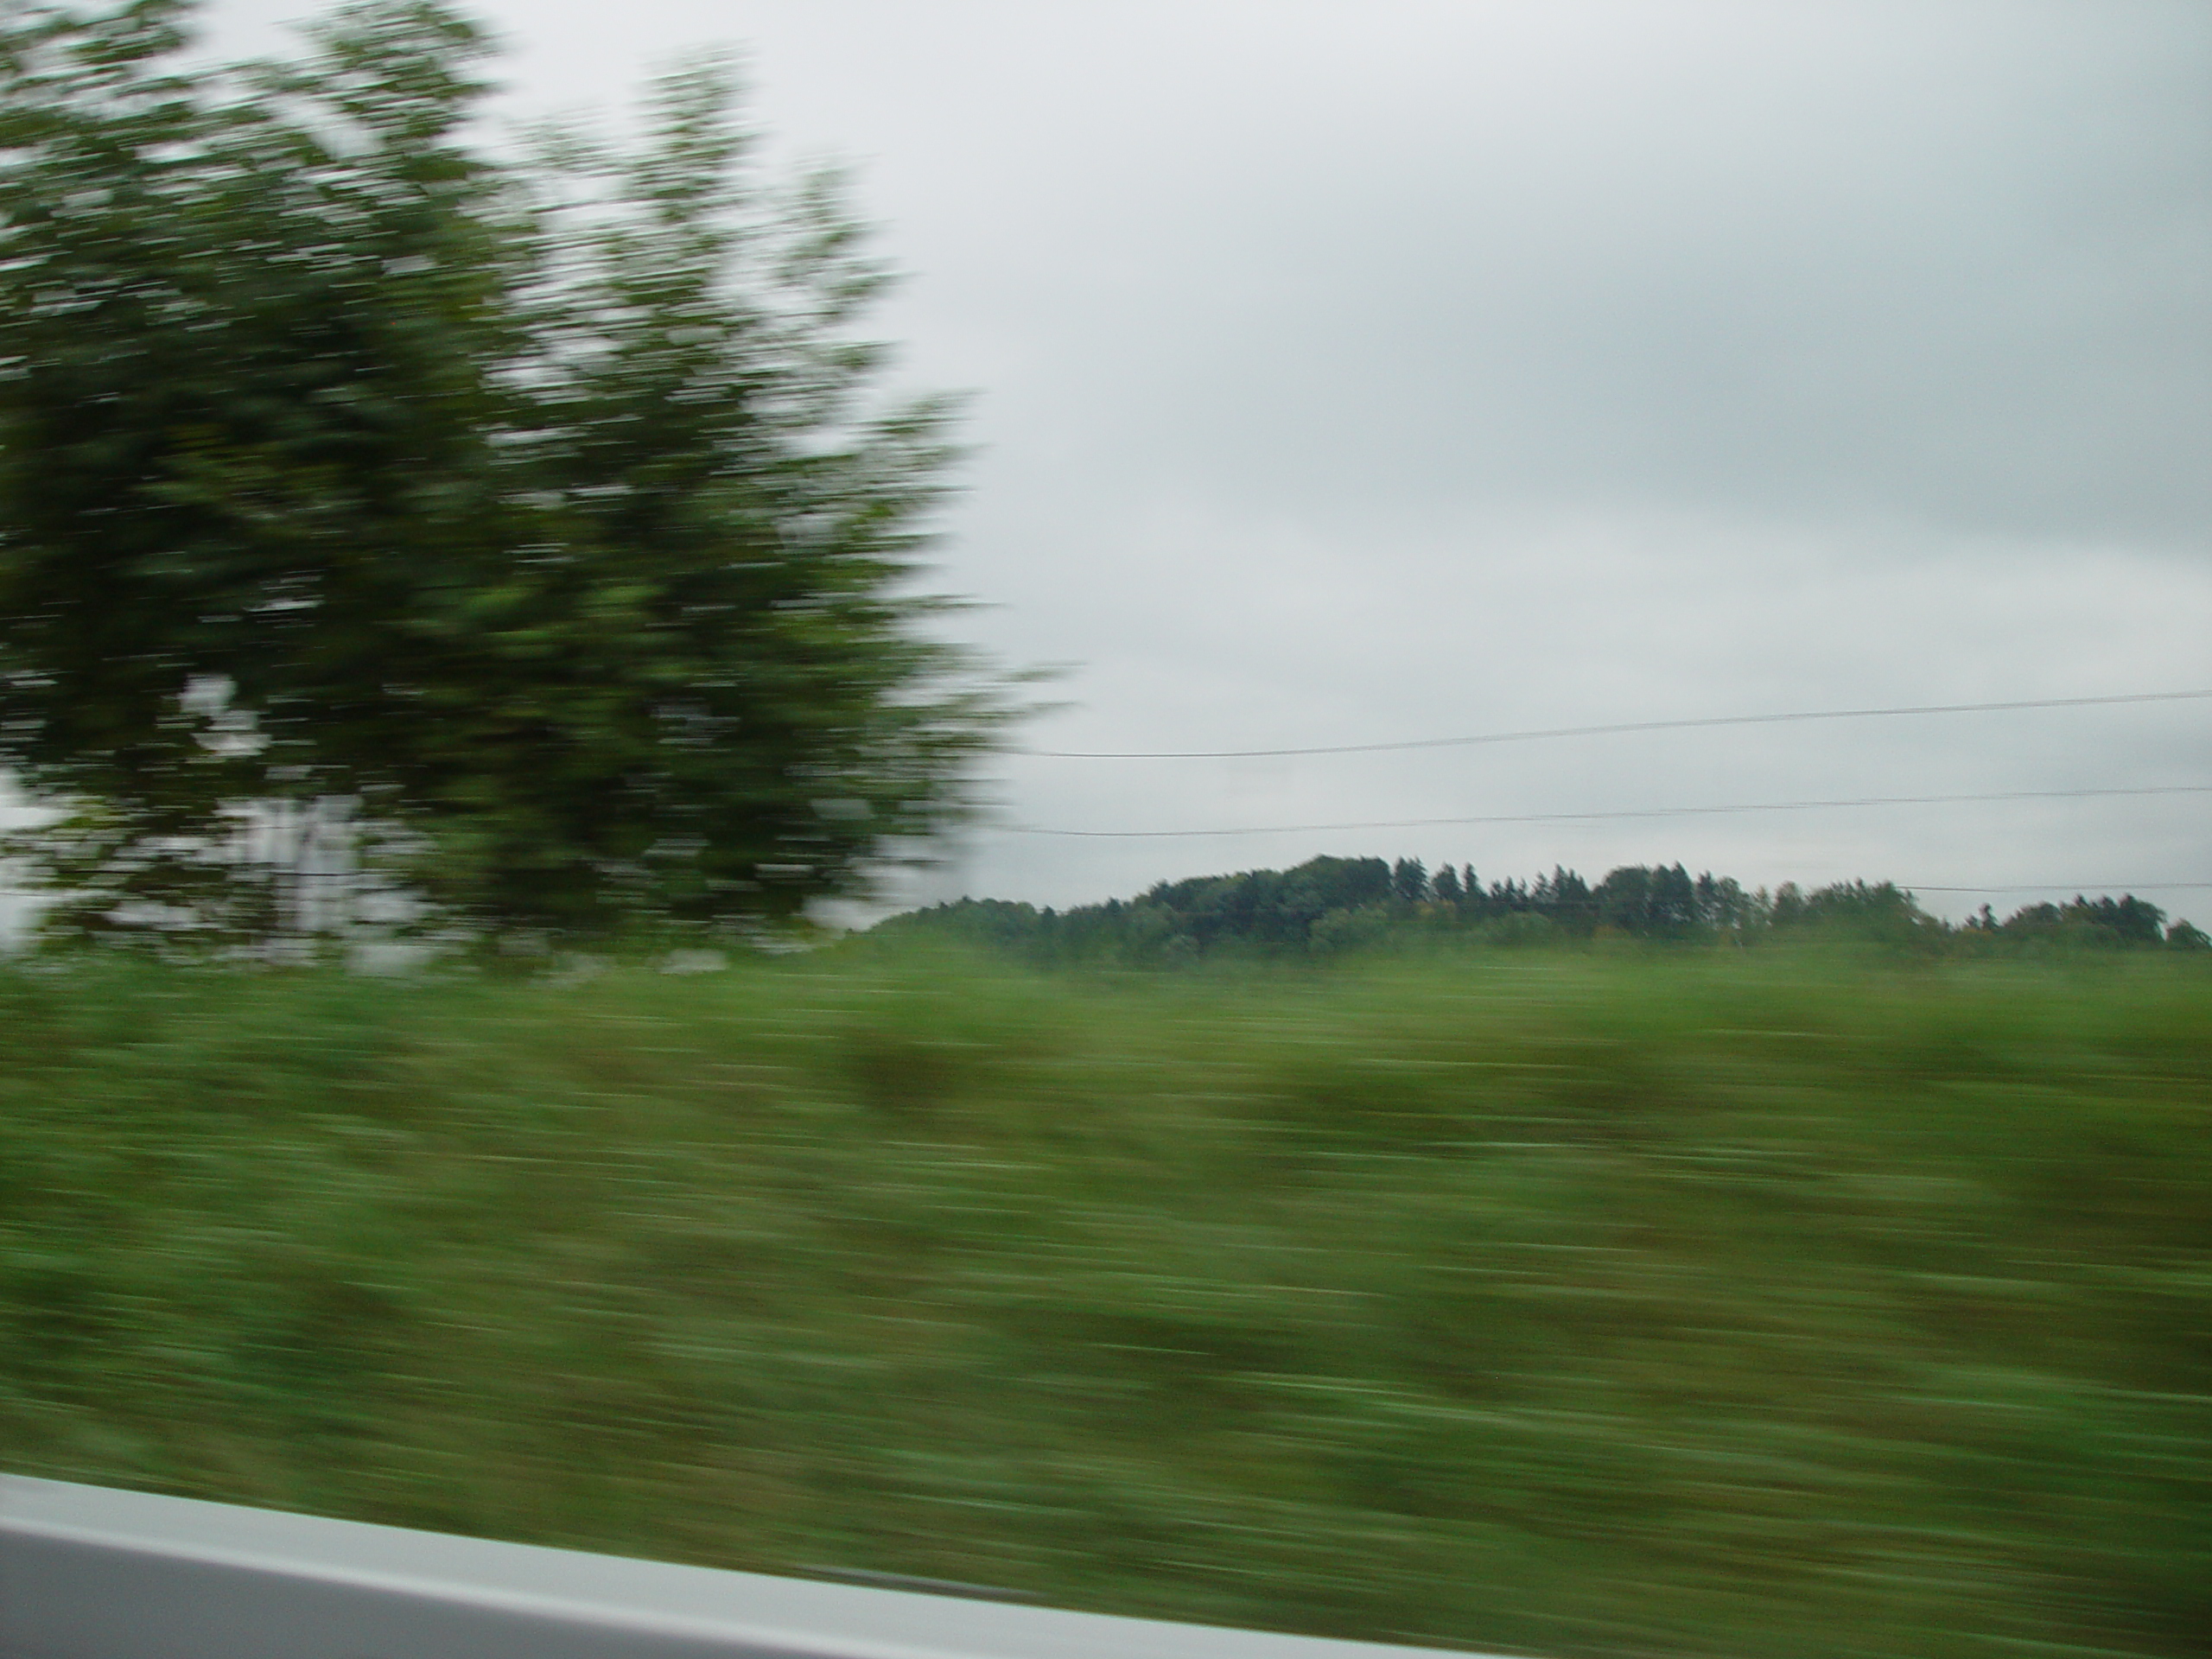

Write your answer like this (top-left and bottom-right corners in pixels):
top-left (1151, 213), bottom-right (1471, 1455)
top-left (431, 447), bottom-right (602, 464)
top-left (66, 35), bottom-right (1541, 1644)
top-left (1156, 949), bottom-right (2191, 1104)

top-left (874, 856), bottom-right (2209, 966)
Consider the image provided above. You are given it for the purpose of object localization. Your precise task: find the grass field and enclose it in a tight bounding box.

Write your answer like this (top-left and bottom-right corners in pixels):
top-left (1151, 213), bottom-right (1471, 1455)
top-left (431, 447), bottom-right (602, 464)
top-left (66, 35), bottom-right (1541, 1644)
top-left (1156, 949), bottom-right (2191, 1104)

top-left (2, 944), bottom-right (2206, 1656)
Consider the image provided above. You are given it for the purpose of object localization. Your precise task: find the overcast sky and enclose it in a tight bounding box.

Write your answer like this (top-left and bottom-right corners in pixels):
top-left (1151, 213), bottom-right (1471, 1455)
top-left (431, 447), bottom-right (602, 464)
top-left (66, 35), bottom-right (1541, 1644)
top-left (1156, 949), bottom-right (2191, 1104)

top-left (193, 0), bottom-right (2212, 921)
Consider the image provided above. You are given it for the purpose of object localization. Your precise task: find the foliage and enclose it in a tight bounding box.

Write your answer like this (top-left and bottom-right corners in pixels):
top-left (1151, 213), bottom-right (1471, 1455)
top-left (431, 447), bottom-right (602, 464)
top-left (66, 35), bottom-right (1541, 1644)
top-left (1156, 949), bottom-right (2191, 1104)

top-left (878, 854), bottom-right (2204, 967)
top-left (2, 947), bottom-right (2207, 1657)
top-left (0, 0), bottom-right (1012, 946)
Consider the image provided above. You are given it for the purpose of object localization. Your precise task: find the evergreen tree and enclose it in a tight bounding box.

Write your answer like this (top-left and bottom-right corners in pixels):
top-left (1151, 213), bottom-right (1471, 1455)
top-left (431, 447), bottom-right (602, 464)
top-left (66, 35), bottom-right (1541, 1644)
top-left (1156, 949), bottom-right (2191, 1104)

top-left (1544, 866), bottom-right (1592, 931)
top-left (1460, 866), bottom-right (1486, 917)
top-left (1391, 856), bottom-right (1429, 906)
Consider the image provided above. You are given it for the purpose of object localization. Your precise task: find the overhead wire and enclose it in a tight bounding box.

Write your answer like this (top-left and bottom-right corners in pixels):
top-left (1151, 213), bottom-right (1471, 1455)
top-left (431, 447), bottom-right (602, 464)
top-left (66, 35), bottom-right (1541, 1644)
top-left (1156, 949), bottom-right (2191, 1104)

top-left (1904, 882), bottom-right (2212, 893)
top-left (1001, 783), bottom-right (2211, 839)
top-left (1016, 687), bottom-right (2212, 760)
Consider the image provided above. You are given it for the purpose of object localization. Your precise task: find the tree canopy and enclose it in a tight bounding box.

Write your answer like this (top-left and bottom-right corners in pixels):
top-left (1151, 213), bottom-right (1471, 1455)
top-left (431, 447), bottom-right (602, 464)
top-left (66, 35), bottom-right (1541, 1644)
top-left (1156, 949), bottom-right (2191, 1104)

top-left (0, 0), bottom-right (1013, 946)
top-left (875, 855), bottom-right (2206, 967)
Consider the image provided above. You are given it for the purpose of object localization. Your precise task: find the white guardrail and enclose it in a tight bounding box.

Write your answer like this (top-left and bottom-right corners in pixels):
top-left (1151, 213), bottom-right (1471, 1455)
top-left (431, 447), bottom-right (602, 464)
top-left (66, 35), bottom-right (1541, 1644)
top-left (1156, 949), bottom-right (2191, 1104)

top-left (1, 1475), bottom-right (1482, 1659)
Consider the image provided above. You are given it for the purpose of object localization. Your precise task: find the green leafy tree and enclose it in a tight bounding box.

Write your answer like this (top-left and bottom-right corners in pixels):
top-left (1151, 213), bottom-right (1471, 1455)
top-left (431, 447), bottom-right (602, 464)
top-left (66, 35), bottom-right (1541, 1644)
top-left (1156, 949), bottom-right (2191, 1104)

top-left (1998, 894), bottom-right (2172, 950)
top-left (2063, 894), bottom-right (2165, 944)
top-left (0, 0), bottom-right (1014, 946)
top-left (1794, 880), bottom-right (1944, 948)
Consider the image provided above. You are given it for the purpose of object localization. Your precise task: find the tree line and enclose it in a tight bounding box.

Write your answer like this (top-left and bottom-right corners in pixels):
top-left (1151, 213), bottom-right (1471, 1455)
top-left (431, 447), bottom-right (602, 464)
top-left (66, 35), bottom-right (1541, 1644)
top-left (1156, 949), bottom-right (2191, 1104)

top-left (874, 855), bottom-right (2209, 966)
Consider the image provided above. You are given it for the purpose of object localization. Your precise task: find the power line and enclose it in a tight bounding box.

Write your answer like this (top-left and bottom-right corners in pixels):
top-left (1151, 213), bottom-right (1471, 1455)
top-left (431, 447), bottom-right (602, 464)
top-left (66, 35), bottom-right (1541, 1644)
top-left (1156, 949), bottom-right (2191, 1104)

top-left (1018, 688), bottom-right (2212, 761)
top-left (1002, 783), bottom-right (2211, 839)
top-left (1905, 882), bottom-right (2212, 893)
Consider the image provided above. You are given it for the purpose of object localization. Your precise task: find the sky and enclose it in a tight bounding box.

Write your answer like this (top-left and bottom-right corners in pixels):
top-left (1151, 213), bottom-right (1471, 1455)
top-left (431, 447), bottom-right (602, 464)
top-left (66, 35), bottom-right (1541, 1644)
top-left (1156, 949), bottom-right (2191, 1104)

top-left (106, 2), bottom-right (2212, 921)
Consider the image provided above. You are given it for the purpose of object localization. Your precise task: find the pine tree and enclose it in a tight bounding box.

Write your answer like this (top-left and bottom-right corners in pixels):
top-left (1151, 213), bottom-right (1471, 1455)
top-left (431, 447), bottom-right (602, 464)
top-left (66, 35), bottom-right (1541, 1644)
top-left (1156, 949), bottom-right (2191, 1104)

top-left (1432, 861), bottom-right (1462, 906)
top-left (1391, 856), bottom-right (1429, 906)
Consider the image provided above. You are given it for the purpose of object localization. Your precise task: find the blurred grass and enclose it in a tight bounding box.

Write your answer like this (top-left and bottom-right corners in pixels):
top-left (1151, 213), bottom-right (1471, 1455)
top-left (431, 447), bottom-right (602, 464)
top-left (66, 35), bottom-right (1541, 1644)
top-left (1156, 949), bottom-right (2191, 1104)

top-left (1, 944), bottom-right (2207, 1656)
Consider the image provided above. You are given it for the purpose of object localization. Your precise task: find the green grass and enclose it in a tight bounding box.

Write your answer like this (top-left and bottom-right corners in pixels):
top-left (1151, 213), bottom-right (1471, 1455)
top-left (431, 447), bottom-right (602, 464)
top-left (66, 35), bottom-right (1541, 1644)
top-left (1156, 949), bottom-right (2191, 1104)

top-left (2, 944), bottom-right (2207, 1656)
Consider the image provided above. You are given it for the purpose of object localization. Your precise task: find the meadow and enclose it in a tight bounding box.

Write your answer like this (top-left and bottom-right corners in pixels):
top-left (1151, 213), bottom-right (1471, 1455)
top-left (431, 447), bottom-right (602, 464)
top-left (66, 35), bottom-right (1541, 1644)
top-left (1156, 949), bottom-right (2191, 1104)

top-left (2, 943), bottom-right (2206, 1657)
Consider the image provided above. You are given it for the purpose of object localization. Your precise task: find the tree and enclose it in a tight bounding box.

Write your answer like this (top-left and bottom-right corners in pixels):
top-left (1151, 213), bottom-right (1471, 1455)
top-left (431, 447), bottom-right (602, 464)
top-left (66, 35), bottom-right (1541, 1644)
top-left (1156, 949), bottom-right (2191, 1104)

top-left (1997, 894), bottom-right (2170, 950)
top-left (1792, 880), bottom-right (1942, 948)
top-left (1459, 866), bottom-right (1486, 917)
top-left (1390, 856), bottom-right (1427, 906)
top-left (2062, 894), bottom-right (2164, 945)
top-left (1431, 861), bottom-right (1461, 906)
top-left (1535, 865), bottom-right (1592, 931)
top-left (0, 0), bottom-right (1014, 946)
top-left (1594, 862), bottom-right (1696, 938)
